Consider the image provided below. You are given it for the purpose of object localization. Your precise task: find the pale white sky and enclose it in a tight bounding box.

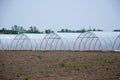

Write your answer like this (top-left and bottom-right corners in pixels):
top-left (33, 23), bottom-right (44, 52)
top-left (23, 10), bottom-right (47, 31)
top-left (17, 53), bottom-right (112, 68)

top-left (0, 0), bottom-right (120, 31)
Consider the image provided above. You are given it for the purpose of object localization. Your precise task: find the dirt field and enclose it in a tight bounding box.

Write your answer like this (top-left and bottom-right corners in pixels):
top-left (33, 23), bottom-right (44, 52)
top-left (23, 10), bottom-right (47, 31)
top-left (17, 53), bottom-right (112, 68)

top-left (0, 51), bottom-right (120, 80)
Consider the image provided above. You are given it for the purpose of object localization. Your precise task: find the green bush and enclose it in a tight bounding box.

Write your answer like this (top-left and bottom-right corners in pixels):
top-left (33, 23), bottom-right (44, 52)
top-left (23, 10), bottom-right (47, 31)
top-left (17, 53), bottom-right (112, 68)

top-left (59, 62), bottom-right (65, 68)
top-left (37, 55), bottom-right (43, 59)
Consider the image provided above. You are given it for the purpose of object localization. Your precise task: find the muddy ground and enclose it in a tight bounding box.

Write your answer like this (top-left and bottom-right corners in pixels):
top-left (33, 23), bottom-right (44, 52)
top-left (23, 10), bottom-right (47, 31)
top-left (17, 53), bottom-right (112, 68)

top-left (0, 51), bottom-right (120, 80)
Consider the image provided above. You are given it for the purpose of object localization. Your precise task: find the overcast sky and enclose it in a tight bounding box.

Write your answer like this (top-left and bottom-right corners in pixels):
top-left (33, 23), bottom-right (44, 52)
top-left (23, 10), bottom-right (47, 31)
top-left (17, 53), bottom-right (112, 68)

top-left (0, 0), bottom-right (120, 31)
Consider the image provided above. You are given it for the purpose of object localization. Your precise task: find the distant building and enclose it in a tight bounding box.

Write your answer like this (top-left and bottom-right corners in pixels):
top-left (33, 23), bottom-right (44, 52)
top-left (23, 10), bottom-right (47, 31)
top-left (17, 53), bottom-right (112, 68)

top-left (0, 28), bottom-right (5, 33)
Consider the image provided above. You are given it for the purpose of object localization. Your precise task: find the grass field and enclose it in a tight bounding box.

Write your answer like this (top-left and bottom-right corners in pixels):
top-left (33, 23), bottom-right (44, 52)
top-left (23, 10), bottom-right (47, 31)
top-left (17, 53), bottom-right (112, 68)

top-left (0, 51), bottom-right (120, 80)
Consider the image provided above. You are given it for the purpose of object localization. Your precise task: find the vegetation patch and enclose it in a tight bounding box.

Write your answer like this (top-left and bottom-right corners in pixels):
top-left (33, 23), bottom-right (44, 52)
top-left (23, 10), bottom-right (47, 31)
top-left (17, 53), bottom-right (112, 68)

top-left (116, 72), bottom-right (120, 76)
top-left (105, 66), bottom-right (112, 70)
top-left (37, 55), bottom-right (43, 59)
top-left (104, 57), bottom-right (117, 64)
top-left (24, 77), bottom-right (29, 80)
top-left (59, 62), bottom-right (65, 68)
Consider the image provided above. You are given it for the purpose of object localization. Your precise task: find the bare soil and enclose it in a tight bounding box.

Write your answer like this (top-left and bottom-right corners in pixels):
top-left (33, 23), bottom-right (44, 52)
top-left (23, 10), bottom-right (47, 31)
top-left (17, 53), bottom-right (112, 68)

top-left (0, 51), bottom-right (120, 80)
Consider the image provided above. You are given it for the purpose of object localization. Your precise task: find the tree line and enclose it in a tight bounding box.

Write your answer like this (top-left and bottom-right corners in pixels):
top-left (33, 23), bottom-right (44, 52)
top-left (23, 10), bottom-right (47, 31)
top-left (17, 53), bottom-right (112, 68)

top-left (57, 28), bottom-right (103, 33)
top-left (0, 25), bottom-right (54, 34)
top-left (0, 25), bottom-right (119, 34)
top-left (113, 29), bottom-right (120, 32)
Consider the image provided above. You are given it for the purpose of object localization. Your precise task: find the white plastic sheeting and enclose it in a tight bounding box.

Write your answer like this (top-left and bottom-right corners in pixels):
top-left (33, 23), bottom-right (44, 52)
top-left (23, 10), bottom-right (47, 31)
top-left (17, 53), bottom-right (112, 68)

top-left (58, 33), bottom-right (80, 50)
top-left (11, 34), bottom-right (32, 50)
top-left (113, 34), bottom-right (120, 51)
top-left (24, 34), bottom-right (46, 50)
top-left (0, 34), bottom-right (16, 50)
top-left (74, 32), bottom-right (119, 51)
top-left (10, 34), bottom-right (47, 50)
top-left (0, 32), bottom-right (120, 51)
top-left (40, 33), bottom-right (65, 50)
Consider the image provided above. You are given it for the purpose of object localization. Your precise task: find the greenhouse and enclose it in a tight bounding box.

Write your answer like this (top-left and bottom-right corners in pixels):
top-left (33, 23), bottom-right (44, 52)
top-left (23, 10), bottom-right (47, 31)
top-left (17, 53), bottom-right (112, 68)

top-left (0, 34), bottom-right (16, 50)
top-left (10, 34), bottom-right (47, 50)
top-left (113, 34), bottom-right (120, 51)
top-left (73, 32), bottom-right (119, 51)
top-left (0, 32), bottom-right (120, 51)
top-left (40, 33), bottom-right (65, 51)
